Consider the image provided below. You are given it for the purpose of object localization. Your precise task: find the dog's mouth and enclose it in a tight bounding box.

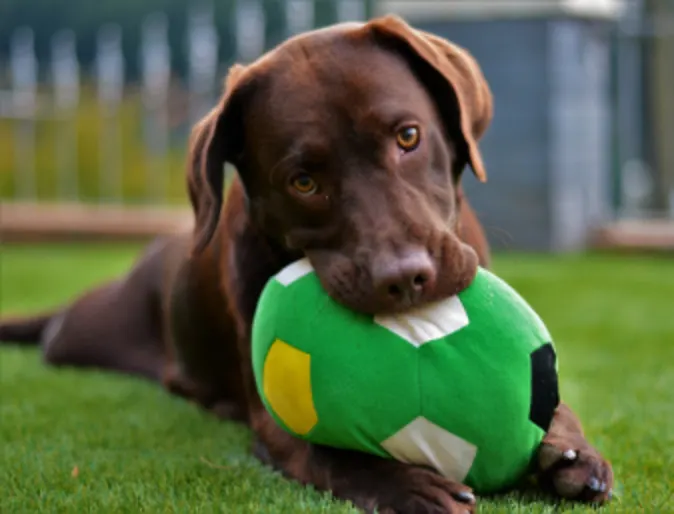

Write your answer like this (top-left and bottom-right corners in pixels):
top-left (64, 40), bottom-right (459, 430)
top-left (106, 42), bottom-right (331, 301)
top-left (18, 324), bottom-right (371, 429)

top-left (317, 272), bottom-right (467, 316)
top-left (304, 240), bottom-right (479, 316)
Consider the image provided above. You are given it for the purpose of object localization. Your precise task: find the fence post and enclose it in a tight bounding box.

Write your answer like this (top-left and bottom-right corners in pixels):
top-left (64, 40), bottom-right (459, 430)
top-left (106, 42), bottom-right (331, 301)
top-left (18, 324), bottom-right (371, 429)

top-left (234, 0), bottom-right (266, 64)
top-left (187, 0), bottom-right (219, 128)
top-left (140, 12), bottom-right (171, 204)
top-left (96, 24), bottom-right (125, 203)
top-left (615, 0), bottom-right (654, 217)
top-left (10, 27), bottom-right (37, 201)
top-left (285, 0), bottom-right (315, 37)
top-left (336, 0), bottom-right (366, 22)
top-left (51, 29), bottom-right (80, 201)
top-left (648, 0), bottom-right (674, 216)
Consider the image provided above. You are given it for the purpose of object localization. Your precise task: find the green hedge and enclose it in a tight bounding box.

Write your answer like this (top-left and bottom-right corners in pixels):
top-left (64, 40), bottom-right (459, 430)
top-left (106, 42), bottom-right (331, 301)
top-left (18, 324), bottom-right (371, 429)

top-left (0, 85), bottom-right (190, 205)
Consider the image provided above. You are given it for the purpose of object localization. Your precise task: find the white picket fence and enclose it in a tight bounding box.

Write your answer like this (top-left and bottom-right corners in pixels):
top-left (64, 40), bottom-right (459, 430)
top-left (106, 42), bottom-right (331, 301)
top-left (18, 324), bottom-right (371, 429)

top-left (1, 0), bottom-right (369, 206)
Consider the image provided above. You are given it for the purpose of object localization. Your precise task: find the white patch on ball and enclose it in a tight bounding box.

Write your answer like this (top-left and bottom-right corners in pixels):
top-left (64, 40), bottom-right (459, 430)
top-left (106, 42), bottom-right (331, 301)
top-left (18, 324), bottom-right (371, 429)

top-left (381, 415), bottom-right (478, 482)
top-left (275, 258), bottom-right (314, 286)
top-left (374, 296), bottom-right (469, 347)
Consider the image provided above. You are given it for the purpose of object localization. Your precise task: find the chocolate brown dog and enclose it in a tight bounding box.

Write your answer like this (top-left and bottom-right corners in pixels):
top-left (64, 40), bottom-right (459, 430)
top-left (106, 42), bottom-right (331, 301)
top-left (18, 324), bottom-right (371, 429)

top-left (0, 15), bottom-right (613, 513)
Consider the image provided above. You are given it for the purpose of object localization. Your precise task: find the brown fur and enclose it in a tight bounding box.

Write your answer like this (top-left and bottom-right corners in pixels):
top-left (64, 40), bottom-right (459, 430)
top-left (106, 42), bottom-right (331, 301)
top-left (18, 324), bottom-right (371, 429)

top-left (0, 16), bottom-right (612, 513)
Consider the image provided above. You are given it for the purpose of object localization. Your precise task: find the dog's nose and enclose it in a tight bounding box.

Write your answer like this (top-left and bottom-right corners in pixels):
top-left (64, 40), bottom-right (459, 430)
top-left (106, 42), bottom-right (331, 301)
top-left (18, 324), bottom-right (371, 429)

top-left (372, 249), bottom-right (436, 306)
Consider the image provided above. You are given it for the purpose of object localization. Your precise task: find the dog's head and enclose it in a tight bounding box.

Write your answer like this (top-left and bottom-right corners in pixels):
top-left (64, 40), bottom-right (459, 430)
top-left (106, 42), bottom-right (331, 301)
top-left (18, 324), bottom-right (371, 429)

top-left (187, 15), bottom-right (493, 314)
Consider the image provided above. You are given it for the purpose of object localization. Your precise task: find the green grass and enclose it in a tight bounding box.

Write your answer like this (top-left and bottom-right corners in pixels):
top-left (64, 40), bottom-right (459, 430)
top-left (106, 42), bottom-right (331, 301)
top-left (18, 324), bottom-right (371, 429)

top-left (1, 243), bottom-right (672, 513)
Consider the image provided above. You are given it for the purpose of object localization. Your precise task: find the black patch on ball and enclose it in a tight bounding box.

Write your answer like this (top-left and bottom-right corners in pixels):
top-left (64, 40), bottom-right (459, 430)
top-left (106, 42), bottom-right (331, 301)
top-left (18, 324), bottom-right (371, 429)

top-left (529, 343), bottom-right (560, 432)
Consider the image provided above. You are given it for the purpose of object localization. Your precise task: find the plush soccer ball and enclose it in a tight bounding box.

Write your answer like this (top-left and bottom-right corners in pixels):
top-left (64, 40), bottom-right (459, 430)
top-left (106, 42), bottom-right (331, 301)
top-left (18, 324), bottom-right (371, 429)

top-left (251, 259), bottom-right (560, 494)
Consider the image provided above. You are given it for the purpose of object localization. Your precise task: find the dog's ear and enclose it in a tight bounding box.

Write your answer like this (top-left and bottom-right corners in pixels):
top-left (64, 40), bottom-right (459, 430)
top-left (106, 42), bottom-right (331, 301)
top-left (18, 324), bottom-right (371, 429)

top-left (186, 63), bottom-right (253, 255)
top-left (367, 15), bottom-right (493, 182)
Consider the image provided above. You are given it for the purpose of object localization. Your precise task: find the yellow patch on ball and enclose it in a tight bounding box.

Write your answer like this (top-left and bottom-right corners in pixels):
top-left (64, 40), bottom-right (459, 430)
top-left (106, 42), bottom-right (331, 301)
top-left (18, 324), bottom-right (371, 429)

top-left (262, 339), bottom-right (317, 435)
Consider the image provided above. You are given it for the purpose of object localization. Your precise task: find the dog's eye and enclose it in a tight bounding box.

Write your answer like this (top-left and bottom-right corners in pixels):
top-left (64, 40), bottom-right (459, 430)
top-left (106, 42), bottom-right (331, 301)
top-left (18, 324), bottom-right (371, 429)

top-left (396, 125), bottom-right (421, 151)
top-left (290, 173), bottom-right (318, 195)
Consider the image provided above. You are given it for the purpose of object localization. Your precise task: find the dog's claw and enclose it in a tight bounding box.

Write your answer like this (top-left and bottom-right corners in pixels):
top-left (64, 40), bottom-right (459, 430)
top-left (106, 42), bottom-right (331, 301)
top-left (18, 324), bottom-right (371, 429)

top-left (587, 477), bottom-right (601, 492)
top-left (454, 491), bottom-right (476, 504)
top-left (562, 449), bottom-right (577, 461)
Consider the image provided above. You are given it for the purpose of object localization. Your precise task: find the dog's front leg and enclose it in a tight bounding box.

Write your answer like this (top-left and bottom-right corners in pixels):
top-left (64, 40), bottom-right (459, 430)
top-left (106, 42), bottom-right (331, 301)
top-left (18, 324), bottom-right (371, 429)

top-left (536, 402), bottom-right (614, 503)
top-left (226, 225), bottom-right (477, 514)
top-left (250, 407), bottom-right (478, 514)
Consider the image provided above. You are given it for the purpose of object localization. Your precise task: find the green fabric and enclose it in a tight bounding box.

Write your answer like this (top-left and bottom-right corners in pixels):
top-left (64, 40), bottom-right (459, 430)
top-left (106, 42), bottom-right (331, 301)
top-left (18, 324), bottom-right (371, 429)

top-left (252, 264), bottom-right (559, 494)
top-left (419, 269), bottom-right (556, 491)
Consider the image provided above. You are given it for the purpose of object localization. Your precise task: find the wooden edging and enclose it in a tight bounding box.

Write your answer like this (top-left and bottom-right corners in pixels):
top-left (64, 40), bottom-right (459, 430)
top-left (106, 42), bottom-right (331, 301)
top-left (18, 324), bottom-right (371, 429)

top-left (0, 202), bottom-right (194, 243)
top-left (1, 202), bottom-right (673, 252)
top-left (589, 219), bottom-right (674, 252)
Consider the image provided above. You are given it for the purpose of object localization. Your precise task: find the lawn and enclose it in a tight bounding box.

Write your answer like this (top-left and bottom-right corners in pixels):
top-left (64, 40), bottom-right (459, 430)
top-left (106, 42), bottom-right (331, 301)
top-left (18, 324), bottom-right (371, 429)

top-left (1, 243), bottom-right (672, 513)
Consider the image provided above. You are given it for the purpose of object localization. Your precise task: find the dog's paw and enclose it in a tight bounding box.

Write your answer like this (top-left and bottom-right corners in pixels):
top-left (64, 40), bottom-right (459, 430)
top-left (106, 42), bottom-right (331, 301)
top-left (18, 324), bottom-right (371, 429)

top-left (251, 432), bottom-right (475, 514)
top-left (537, 442), bottom-right (613, 504)
top-left (372, 466), bottom-right (477, 514)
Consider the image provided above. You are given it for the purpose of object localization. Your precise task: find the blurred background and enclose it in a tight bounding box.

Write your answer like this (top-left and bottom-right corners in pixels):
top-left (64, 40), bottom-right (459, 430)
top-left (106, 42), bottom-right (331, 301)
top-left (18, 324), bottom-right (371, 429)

top-left (0, 5), bottom-right (672, 509)
top-left (0, 0), bottom-right (672, 252)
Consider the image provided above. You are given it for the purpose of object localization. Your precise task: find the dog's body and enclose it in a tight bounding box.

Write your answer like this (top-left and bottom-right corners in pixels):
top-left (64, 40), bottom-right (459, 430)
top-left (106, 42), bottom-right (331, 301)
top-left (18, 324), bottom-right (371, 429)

top-left (0, 16), bottom-right (612, 513)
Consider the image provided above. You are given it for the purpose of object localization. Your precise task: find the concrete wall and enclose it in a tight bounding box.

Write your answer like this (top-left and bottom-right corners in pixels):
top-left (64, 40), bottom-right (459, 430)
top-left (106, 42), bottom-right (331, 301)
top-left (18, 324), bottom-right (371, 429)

top-left (376, 0), bottom-right (624, 21)
top-left (424, 19), bottom-right (554, 251)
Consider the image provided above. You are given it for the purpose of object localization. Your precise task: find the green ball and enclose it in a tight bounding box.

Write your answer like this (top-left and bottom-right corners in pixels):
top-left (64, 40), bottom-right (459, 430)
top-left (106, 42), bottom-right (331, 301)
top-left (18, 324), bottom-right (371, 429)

top-left (252, 259), bottom-right (560, 494)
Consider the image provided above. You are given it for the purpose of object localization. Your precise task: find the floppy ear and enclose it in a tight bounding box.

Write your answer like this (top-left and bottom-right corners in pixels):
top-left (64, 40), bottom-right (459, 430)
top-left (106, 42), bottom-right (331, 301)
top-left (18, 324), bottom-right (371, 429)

top-left (367, 15), bottom-right (493, 182)
top-left (186, 64), bottom-right (252, 254)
